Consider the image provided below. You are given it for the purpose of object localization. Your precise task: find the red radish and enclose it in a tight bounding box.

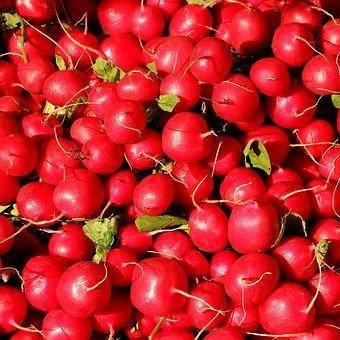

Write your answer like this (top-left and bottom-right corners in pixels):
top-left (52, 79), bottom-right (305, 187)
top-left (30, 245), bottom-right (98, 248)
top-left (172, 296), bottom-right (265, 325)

top-left (212, 74), bottom-right (259, 123)
top-left (224, 253), bottom-right (280, 306)
top-left (48, 223), bottom-right (95, 264)
top-left (219, 167), bottom-right (266, 209)
top-left (119, 224), bottom-right (152, 256)
top-left (187, 281), bottom-right (228, 330)
top-left (308, 270), bottom-right (340, 315)
top-left (146, 0), bottom-right (183, 21)
top-left (23, 255), bottom-right (67, 312)
top-left (154, 330), bottom-right (194, 340)
top-left (53, 169), bottom-right (104, 219)
top-left (182, 249), bottom-right (209, 279)
top-left (259, 282), bottom-right (315, 334)
top-left (162, 112), bottom-right (213, 163)
top-left (65, 0), bottom-right (97, 22)
top-left (188, 204), bottom-right (229, 253)
top-left (250, 57), bottom-right (290, 96)
top-left (0, 112), bottom-right (19, 139)
top-left (290, 320), bottom-right (340, 340)
top-left (205, 327), bottom-right (244, 340)
top-left (320, 19), bottom-right (340, 55)
top-left (160, 308), bottom-right (192, 331)
top-left (101, 34), bottom-right (143, 72)
top-left (227, 304), bottom-right (259, 332)
top-left (125, 312), bottom-right (156, 339)
top-left (153, 231), bottom-right (194, 260)
top-left (55, 29), bottom-right (100, 70)
top-left (0, 170), bottom-right (19, 205)
top-left (57, 261), bottom-right (111, 318)
top-left (70, 116), bottom-right (104, 145)
top-left (0, 95), bottom-right (24, 116)
top-left (160, 72), bottom-right (200, 112)
top-left (98, 0), bottom-right (139, 36)
top-left (104, 100), bottom-right (147, 144)
top-left (189, 37), bottom-right (233, 84)
top-left (15, 0), bottom-right (55, 22)
top-left (228, 201), bottom-right (279, 254)
top-left (0, 216), bottom-right (15, 255)
top-left (10, 330), bottom-right (42, 340)
top-left (273, 237), bottom-right (317, 281)
top-left (0, 133), bottom-right (37, 177)
top-left (17, 182), bottom-right (60, 223)
top-left (267, 167), bottom-right (303, 187)
top-left (0, 286), bottom-right (27, 334)
top-left (94, 290), bottom-right (133, 335)
top-left (215, 0), bottom-right (245, 25)
top-left (311, 219), bottom-right (340, 265)
top-left (133, 173), bottom-right (174, 216)
top-left (267, 81), bottom-right (317, 129)
top-left (131, 5), bottom-right (165, 41)
top-left (319, 146), bottom-right (340, 182)
top-left (106, 247), bottom-right (136, 287)
top-left (169, 4), bottom-right (212, 43)
top-left (36, 137), bottom-right (81, 186)
top-left (130, 257), bottom-right (188, 317)
top-left (230, 8), bottom-right (269, 56)
top-left (0, 61), bottom-right (21, 96)
top-left (215, 21), bottom-right (233, 46)
top-left (266, 181), bottom-right (312, 219)
top-left (117, 68), bottom-right (160, 104)
top-left (209, 250), bottom-right (239, 284)
top-left (235, 105), bottom-right (265, 132)
top-left (24, 93), bottom-right (45, 112)
top-left (42, 309), bottom-right (93, 340)
top-left (88, 82), bottom-right (119, 120)
top-left (124, 129), bottom-right (164, 170)
top-left (272, 23), bottom-right (315, 68)
top-left (17, 54), bottom-right (55, 94)
top-left (106, 170), bottom-right (137, 207)
top-left (172, 162), bottom-right (214, 207)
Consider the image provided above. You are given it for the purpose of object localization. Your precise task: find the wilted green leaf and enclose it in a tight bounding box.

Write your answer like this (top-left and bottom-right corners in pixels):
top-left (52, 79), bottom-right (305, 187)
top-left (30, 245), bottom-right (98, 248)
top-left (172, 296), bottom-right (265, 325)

top-left (244, 140), bottom-right (271, 175)
top-left (135, 215), bottom-right (187, 232)
top-left (55, 54), bottom-right (66, 71)
top-left (146, 62), bottom-right (158, 74)
top-left (187, 0), bottom-right (216, 7)
top-left (157, 94), bottom-right (180, 112)
top-left (43, 97), bottom-right (86, 118)
top-left (2, 13), bottom-right (22, 29)
top-left (332, 94), bottom-right (340, 109)
top-left (316, 239), bottom-right (329, 267)
top-left (93, 57), bottom-right (125, 82)
top-left (0, 205), bottom-right (10, 214)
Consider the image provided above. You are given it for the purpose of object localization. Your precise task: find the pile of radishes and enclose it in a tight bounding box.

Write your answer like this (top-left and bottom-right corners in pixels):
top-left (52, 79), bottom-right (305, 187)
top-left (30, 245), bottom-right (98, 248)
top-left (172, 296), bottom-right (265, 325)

top-left (0, 0), bottom-right (340, 339)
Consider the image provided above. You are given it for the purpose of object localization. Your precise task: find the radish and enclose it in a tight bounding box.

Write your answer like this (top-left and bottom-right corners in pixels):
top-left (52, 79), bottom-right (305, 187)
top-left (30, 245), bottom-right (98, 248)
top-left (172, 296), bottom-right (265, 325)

top-left (320, 19), bottom-right (340, 55)
top-left (106, 247), bottom-right (137, 287)
top-left (131, 5), bottom-right (165, 41)
top-left (0, 112), bottom-right (19, 139)
top-left (209, 250), bottom-right (239, 284)
top-left (290, 320), bottom-right (340, 340)
top-left (227, 304), bottom-right (259, 332)
top-left (160, 308), bottom-right (192, 331)
top-left (267, 80), bottom-right (317, 129)
top-left (0, 216), bottom-right (15, 255)
top-left (124, 129), bottom-right (164, 170)
top-left (212, 74), bottom-right (259, 123)
top-left (259, 282), bottom-right (315, 334)
top-left (88, 82), bottom-right (120, 120)
top-left (0, 133), bottom-right (37, 177)
top-left (187, 281), bottom-right (228, 331)
top-left (22, 255), bottom-right (67, 312)
top-left (272, 23), bottom-right (316, 68)
top-left (133, 173), bottom-right (174, 216)
top-left (189, 37), bottom-right (233, 84)
top-left (188, 203), bottom-right (229, 253)
top-left (94, 290), bottom-right (133, 335)
top-left (56, 261), bottom-right (111, 318)
top-left (125, 312), bottom-right (156, 339)
top-left (267, 167), bottom-right (303, 187)
top-left (16, 182), bottom-right (60, 223)
top-left (10, 330), bottom-right (42, 340)
top-left (104, 100), bottom-right (147, 145)
top-left (119, 224), bottom-right (152, 256)
top-left (230, 8), bottom-right (269, 56)
top-left (219, 167), bottom-right (266, 209)
top-left (172, 162), bottom-right (214, 207)
top-left (206, 136), bottom-right (241, 177)
top-left (273, 237), bottom-right (317, 281)
top-left (15, 0), bottom-right (56, 23)
top-left (0, 170), bottom-right (19, 206)
top-left (146, 0), bottom-right (183, 21)
top-left (235, 105), bottom-right (265, 133)
top-left (130, 257), bottom-right (188, 317)
top-left (0, 95), bottom-right (24, 116)
top-left (308, 270), bottom-right (340, 315)
top-left (250, 57), bottom-right (290, 97)
top-left (224, 253), bottom-right (280, 306)
top-left (66, 0), bottom-right (97, 23)
top-left (154, 329), bottom-right (194, 340)
top-left (182, 249), bottom-right (209, 279)
top-left (228, 201), bottom-right (279, 254)
top-left (0, 286), bottom-right (27, 334)
top-left (319, 146), bottom-right (340, 182)
top-left (42, 308), bottom-right (92, 340)
top-left (48, 223), bottom-right (95, 264)
top-left (205, 327), bottom-right (245, 340)
top-left (169, 4), bottom-right (212, 43)
top-left (0, 61), bottom-right (21, 96)
top-left (215, 0), bottom-right (245, 25)
top-left (53, 168), bottom-right (104, 219)
top-left (162, 112), bottom-right (213, 163)
top-left (70, 116), bottom-right (104, 145)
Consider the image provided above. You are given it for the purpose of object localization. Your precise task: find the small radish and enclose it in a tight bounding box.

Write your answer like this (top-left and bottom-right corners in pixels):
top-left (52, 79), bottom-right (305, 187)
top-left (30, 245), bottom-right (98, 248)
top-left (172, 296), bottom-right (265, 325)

top-left (48, 223), bottom-right (95, 264)
top-left (160, 308), bottom-right (192, 331)
top-left (320, 19), bottom-right (340, 55)
top-left (154, 329), bottom-right (194, 340)
top-left (133, 173), bottom-right (174, 216)
top-left (15, 0), bottom-right (55, 23)
top-left (205, 327), bottom-right (244, 340)
top-left (227, 304), bottom-right (259, 332)
top-left (0, 61), bottom-right (21, 96)
top-left (319, 146), bottom-right (340, 182)
top-left (22, 255), bottom-right (67, 312)
top-left (267, 167), bottom-right (303, 187)
top-left (0, 112), bottom-right (19, 139)
top-left (56, 261), bottom-right (111, 318)
top-left (70, 116), bottom-right (104, 145)
top-left (0, 95), bottom-right (24, 116)
top-left (209, 250), bottom-right (239, 284)
top-left (224, 253), bottom-right (280, 306)
top-left (214, 0), bottom-right (245, 25)
top-left (0, 170), bottom-right (19, 206)
top-left (228, 201), bottom-right (279, 254)
top-left (235, 105), bottom-right (265, 132)
top-left (182, 249), bottom-right (209, 279)
top-left (0, 216), bottom-right (15, 255)
top-left (10, 330), bottom-right (42, 340)
top-left (188, 203), bottom-right (229, 253)
top-left (146, 0), bottom-right (183, 21)
top-left (290, 320), bottom-right (340, 340)
top-left (130, 257), bottom-right (188, 317)
top-left (125, 312), bottom-right (156, 339)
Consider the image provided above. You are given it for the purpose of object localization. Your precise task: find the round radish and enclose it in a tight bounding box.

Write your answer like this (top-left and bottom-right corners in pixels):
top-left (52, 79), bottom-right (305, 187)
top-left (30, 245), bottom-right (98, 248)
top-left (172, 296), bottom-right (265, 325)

top-left (0, 112), bottom-right (19, 139)
top-left (235, 105), bottom-right (265, 132)
top-left (0, 61), bottom-right (21, 96)
top-left (267, 167), bottom-right (303, 187)
top-left (0, 216), bottom-right (15, 255)
top-left (15, 0), bottom-right (55, 22)
top-left (0, 170), bottom-right (19, 206)
top-left (125, 312), bottom-right (156, 339)
top-left (320, 19), bottom-right (340, 55)
top-left (209, 250), bottom-right (239, 284)
top-left (146, 0), bottom-right (183, 21)
top-left (70, 116), bottom-right (104, 145)
top-left (319, 146), bottom-right (340, 182)
top-left (160, 308), bottom-right (192, 331)
top-left (290, 320), bottom-right (340, 340)
top-left (205, 327), bottom-right (244, 340)
top-left (182, 249), bottom-right (209, 279)
top-left (227, 304), bottom-right (259, 332)
top-left (154, 329), bottom-right (194, 340)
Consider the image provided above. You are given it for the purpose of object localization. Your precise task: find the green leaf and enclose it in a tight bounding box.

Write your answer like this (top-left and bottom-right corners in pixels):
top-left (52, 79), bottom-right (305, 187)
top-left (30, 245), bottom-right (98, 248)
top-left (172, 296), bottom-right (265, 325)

top-left (0, 205), bottom-right (10, 213)
top-left (244, 140), bottom-right (271, 175)
top-left (316, 239), bottom-right (329, 267)
top-left (187, 0), bottom-right (216, 7)
top-left (10, 204), bottom-right (19, 217)
top-left (332, 94), bottom-right (340, 109)
top-left (146, 62), bottom-right (158, 74)
top-left (43, 101), bottom-right (56, 114)
top-left (135, 215), bottom-right (187, 233)
top-left (55, 54), bottom-right (66, 71)
top-left (2, 13), bottom-right (22, 29)
top-left (43, 97), bottom-right (86, 118)
top-left (157, 94), bottom-right (180, 112)
top-left (83, 217), bottom-right (118, 263)
top-left (93, 57), bottom-right (125, 82)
